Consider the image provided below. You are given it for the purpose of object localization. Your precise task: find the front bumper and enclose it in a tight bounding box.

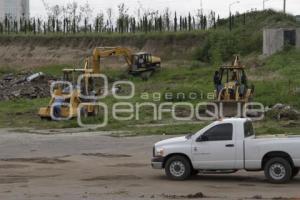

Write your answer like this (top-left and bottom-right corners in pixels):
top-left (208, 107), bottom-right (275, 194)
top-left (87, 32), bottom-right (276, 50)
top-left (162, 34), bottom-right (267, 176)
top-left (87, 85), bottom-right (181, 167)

top-left (151, 157), bottom-right (164, 169)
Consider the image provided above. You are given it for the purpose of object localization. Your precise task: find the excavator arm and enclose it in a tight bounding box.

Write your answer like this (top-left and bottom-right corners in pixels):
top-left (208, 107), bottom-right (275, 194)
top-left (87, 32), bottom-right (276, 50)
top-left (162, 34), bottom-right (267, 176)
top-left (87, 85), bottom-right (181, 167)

top-left (92, 47), bottom-right (133, 74)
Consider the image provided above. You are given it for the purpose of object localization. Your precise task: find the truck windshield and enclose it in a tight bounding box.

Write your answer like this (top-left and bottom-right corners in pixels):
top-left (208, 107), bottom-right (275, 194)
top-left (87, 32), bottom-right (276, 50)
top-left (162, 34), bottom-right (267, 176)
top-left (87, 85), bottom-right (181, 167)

top-left (244, 121), bottom-right (254, 137)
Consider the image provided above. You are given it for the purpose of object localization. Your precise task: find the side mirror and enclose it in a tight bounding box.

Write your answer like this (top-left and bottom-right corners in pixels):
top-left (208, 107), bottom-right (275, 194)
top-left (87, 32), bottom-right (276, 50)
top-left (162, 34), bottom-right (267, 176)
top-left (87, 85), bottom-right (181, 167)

top-left (197, 135), bottom-right (209, 142)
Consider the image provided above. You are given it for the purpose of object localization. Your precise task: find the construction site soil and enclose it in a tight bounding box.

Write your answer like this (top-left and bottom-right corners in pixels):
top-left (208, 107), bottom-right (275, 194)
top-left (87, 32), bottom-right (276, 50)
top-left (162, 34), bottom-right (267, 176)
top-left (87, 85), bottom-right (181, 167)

top-left (0, 35), bottom-right (202, 68)
top-left (0, 72), bottom-right (53, 101)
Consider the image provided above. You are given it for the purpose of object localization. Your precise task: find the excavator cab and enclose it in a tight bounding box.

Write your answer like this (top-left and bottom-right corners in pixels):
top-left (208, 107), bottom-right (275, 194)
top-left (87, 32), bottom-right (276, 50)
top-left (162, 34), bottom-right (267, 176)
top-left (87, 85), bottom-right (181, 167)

top-left (130, 52), bottom-right (161, 79)
top-left (132, 53), bottom-right (151, 69)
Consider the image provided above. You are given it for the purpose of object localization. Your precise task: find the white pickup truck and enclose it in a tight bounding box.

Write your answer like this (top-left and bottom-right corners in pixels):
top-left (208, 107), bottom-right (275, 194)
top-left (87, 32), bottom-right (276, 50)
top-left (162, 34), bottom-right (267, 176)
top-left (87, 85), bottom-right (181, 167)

top-left (151, 118), bottom-right (300, 183)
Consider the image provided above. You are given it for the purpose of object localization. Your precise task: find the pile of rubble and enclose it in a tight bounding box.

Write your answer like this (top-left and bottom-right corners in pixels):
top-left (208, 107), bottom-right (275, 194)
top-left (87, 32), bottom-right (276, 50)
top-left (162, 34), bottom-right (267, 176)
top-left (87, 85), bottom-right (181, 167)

top-left (0, 72), bottom-right (55, 101)
top-left (266, 103), bottom-right (300, 120)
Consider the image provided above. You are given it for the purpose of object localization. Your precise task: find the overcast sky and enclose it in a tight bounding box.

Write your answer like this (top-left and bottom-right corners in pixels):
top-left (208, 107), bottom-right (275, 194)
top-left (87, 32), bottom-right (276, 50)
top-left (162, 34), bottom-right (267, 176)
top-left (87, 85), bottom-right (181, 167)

top-left (30, 0), bottom-right (300, 18)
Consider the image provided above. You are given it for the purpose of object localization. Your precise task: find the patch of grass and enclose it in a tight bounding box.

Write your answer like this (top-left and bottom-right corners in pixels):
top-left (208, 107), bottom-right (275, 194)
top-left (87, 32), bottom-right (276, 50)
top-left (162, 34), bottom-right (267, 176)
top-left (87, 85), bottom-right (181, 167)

top-left (0, 96), bottom-right (299, 136)
top-left (194, 10), bottom-right (299, 63)
top-left (0, 98), bottom-right (78, 128)
top-left (253, 120), bottom-right (300, 135)
top-left (0, 66), bottom-right (18, 77)
top-left (248, 49), bottom-right (300, 108)
top-left (129, 123), bottom-right (207, 136)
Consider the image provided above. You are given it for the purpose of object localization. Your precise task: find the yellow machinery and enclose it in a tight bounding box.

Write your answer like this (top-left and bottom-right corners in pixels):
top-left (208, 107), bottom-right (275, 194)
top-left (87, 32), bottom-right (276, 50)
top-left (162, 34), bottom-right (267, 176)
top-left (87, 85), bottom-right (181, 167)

top-left (212, 56), bottom-right (254, 117)
top-left (216, 56), bottom-right (253, 102)
top-left (92, 47), bottom-right (161, 79)
top-left (38, 59), bottom-right (99, 120)
top-left (38, 47), bottom-right (161, 120)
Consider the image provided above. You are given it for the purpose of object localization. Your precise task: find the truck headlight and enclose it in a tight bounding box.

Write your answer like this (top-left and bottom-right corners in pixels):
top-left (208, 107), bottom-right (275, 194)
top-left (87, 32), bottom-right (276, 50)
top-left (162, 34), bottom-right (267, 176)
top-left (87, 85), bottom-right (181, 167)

top-left (156, 147), bottom-right (165, 157)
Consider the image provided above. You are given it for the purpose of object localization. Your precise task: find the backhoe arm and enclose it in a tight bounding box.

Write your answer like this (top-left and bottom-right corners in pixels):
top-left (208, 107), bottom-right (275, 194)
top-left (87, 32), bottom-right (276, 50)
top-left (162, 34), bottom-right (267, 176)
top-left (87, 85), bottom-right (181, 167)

top-left (92, 47), bottom-right (133, 74)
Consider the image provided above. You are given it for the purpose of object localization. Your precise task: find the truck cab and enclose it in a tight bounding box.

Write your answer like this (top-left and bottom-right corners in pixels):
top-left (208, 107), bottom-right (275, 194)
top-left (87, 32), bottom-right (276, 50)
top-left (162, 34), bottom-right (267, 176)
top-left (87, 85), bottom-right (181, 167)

top-left (152, 118), bottom-right (300, 183)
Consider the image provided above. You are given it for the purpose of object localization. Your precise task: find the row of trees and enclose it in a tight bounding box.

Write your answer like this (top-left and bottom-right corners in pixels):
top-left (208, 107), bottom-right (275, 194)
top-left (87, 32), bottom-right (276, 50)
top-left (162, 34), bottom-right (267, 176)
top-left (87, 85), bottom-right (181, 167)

top-left (0, 2), bottom-right (227, 35)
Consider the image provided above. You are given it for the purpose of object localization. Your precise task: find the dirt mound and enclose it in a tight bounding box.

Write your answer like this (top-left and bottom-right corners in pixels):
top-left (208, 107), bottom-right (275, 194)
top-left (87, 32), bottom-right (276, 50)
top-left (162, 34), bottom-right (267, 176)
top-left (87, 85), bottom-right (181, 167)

top-left (0, 174), bottom-right (61, 184)
top-left (81, 153), bottom-right (132, 158)
top-left (106, 163), bottom-right (148, 168)
top-left (161, 192), bottom-right (206, 199)
top-left (0, 157), bottom-right (71, 164)
top-left (0, 176), bottom-right (28, 184)
top-left (82, 175), bottom-right (142, 181)
top-left (0, 72), bottom-right (54, 101)
top-left (0, 164), bottom-right (29, 169)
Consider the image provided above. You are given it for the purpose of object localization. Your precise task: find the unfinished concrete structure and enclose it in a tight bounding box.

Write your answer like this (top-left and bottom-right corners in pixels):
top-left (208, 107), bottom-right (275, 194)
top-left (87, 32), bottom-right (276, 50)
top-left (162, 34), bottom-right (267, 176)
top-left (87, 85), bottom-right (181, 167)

top-left (263, 28), bottom-right (300, 56)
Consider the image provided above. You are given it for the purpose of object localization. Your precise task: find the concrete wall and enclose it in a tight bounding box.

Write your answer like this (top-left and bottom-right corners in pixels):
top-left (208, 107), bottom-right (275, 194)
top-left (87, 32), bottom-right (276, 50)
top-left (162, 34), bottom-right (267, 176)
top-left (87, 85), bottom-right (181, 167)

top-left (263, 29), bottom-right (284, 56)
top-left (297, 28), bottom-right (300, 48)
top-left (263, 28), bottom-right (300, 56)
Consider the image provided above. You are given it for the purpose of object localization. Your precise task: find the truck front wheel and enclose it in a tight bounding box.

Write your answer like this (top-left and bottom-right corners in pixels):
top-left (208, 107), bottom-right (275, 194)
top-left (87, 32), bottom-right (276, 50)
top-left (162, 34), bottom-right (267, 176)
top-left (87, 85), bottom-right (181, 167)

top-left (264, 157), bottom-right (292, 184)
top-left (165, 155), bottom-right (191, 180)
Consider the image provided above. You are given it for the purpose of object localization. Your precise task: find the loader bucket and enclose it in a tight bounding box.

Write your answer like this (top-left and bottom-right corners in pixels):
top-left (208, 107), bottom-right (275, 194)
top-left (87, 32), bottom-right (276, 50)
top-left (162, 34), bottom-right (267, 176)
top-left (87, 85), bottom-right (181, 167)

top-left (206, 101), bottom-right (247, 118)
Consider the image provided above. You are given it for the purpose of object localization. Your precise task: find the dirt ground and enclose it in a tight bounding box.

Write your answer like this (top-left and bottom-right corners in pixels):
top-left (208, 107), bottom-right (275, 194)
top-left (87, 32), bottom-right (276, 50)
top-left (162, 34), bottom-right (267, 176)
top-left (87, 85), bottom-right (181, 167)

top-left (0, 129), bottom-right (299, 200)
top-left (0, 36), bottom-right (197, 69)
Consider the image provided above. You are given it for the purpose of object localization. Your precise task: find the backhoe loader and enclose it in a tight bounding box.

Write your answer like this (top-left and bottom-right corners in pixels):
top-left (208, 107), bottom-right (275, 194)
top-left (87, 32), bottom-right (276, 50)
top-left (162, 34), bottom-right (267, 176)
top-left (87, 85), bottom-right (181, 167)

top-left (38, 59), bottom-right (100, 120)
top-left (209, 56), bottom-right (254, 117)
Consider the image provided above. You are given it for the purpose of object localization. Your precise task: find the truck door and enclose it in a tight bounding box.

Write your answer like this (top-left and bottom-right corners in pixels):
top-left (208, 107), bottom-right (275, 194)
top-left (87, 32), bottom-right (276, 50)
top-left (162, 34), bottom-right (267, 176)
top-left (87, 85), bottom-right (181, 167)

top-left (192, 123), bottom-right (236, 169)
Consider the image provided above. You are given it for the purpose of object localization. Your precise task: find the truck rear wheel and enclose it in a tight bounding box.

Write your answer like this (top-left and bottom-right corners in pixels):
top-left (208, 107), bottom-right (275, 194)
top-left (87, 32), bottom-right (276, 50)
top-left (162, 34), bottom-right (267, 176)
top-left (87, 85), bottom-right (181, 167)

top-left (264, 157), bottom-right (292, 184)
top-left (165, 155), bottom-right (191, 180)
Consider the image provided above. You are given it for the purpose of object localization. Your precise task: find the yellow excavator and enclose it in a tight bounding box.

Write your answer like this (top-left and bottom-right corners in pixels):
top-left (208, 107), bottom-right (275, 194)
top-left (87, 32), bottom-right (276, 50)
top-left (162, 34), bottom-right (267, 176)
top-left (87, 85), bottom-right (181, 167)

top-left (38, 47), bottom-right (161, 120)
top-left (92, 47), bottom-right (161, 79)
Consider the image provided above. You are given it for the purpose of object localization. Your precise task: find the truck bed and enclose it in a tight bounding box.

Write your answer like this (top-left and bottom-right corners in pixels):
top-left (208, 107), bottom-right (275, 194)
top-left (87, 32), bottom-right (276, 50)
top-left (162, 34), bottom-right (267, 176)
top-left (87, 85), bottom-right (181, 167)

top-left (256, 134), bottom-right (300, 139)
